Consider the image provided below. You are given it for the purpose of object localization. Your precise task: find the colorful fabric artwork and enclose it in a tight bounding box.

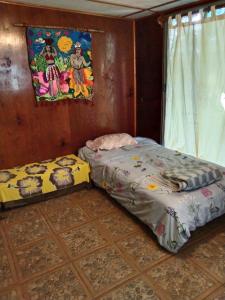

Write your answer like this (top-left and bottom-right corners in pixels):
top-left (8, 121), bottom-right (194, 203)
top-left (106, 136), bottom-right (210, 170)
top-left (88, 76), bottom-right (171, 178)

top-left (26, 27), bottom-right (94, 102)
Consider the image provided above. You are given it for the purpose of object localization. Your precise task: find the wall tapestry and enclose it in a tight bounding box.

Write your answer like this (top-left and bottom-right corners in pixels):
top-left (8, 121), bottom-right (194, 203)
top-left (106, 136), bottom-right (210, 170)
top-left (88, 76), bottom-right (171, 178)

top-left (26, 27), bottom-right (93, 102)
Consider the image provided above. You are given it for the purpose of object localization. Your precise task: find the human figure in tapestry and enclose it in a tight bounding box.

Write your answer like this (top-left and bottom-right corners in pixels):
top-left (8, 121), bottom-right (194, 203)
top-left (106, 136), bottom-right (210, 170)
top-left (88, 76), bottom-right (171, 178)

top-left (70, 41), bottom-right (91, 99)
top-left (40, 38), bottom-right (61, 97)
top-left (26, 27), bottom-right (94, 102)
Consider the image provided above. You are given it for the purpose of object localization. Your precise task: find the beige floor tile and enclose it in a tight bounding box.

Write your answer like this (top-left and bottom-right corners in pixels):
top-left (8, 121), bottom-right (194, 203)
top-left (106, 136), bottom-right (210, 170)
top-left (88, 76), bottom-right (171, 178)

top-left (60, 222), bottom-right (108, 258)
top-left (98, 275), bottom-right (162, 300)
top-left (117, 231), bottom-right (169, 270)
top-left (76, 189), bottom-right (118, 218)
top-left (1, 188), bottom-right (224, 299)
top-left (5, 217), bottom-right (50, 248)
top-left (38, 195), bottom-right (79, 214)
top-left (0, 228), bottom-right (16, 290)
top-left (187, 235), bottom-right (225, 283)
top-left (98, 212), bottom-right (140, 241)
top-left (0, 288), bottom-right (22, 300)
top-left (45, 205), bottom-right (89, 232)
top-left (75, 246), bottom-right (137, 295)
top-left (146, 255), bottom-right (219, 300)
top-left (14, 238), bottom-right (66, 280)
top-left (23, 264), bottom-right (90, 300)
top-left (204, 284), bottom-right (225, 300)
top-left (0, 248), bottom-right (15, 289)
top-left (2, 206), bottom-right (40, 225)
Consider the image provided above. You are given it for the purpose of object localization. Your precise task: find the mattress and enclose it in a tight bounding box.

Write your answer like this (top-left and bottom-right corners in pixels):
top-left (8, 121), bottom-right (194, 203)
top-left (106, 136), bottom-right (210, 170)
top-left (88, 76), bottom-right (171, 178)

top-left (78, 138), bottom-right (225, 253)
top-left (0, 154), bottom-right (90, 205)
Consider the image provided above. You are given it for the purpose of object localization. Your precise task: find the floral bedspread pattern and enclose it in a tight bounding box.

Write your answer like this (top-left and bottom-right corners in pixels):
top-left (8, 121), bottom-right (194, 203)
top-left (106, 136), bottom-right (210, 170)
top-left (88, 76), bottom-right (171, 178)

top-left (0, 155), bottom-right (90, 204)
top-left (79, 138), bottom-right (225, 252)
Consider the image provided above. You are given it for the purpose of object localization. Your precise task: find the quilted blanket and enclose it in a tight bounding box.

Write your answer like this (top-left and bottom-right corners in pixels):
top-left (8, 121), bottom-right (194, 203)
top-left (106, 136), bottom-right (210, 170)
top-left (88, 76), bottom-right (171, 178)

top-left (161, 162), bottom-right (222, 191)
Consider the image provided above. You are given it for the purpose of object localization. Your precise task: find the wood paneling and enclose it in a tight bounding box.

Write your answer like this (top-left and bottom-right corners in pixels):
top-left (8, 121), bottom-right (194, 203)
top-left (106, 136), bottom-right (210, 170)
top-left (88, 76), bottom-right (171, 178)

top-left (0, 3), bottom-right (135, 169)
top-left (136, 15), bottom-right (163, 143)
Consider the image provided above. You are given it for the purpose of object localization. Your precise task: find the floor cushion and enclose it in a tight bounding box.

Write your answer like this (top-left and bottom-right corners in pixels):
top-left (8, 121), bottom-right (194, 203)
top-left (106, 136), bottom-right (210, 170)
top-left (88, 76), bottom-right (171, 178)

top-left (0, 154), bottom-right (90, 206)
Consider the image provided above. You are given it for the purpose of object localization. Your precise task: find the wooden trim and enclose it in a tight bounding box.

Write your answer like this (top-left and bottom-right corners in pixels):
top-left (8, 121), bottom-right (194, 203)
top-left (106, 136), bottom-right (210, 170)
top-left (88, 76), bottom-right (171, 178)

top-left (149, 0), bottom-right (183, 10)
top-left (0, 0), bottom-right (133, 21)
top-left (88, 0), bottom-right (145, 11)
top-left (123, 11), bottom-right (153, 18)
top-left (89, 0), bottom-right (184, 12)
top-left (121, 1), bottom-right (182, 18)
top-left (132, 20), bottom-right (137, 136)
top-left (14, 23), bottom-right (104, 33)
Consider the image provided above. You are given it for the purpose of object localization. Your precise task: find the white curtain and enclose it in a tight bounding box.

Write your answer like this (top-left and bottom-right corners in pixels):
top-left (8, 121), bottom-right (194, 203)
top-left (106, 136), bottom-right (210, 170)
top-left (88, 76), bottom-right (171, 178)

top-left (164, 7), bottom-right (225, 166)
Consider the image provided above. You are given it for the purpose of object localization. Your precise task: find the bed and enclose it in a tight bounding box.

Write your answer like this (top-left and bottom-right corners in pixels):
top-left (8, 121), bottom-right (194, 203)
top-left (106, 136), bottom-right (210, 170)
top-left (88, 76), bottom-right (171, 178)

top-left (78, 137), bottom-right (225, 253)
top-left (0, 154), bottom-right (90, 209)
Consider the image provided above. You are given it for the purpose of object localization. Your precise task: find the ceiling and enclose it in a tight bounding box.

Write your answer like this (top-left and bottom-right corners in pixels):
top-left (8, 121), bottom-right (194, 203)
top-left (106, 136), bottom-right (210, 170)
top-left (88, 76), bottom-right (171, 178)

top-left (6, 0), bottom-right (200, 19)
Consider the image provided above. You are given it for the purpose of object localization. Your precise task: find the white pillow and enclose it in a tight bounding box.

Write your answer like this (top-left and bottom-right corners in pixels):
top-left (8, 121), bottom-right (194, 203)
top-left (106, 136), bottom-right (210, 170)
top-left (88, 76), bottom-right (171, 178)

top-left (86, 133), bottom-right (137, 151)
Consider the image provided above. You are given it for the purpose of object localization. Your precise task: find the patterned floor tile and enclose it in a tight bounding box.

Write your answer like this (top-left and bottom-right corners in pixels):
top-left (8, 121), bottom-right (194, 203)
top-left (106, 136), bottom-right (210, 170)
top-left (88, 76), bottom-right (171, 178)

top-left (78, 188), bottom-right (108, 201)
top-left (117, 232), bottom-right (169, 270)
top-left (204, 284), bottom-right (225, 300)
top-left (0, 230), bottom-right (14, 289)
top-left (2, 206), bottom-right (40, 225)
top-left (46, 205), bottom-right (88, 232)
top-left (38, 196), bottom-right (78, 214)
top-left (98, 212), bottom-right (140, 241)
top-left (0, 228), bottom-right (5, 254)
top-left (98, 276), bottom-right (161, 300)
top-left (0, 228), bottom-right (16, 289)
top-left (1, 188), bottom-right (225, 299)
top-left (60, 222), bottom-right (108, 258)
top-left (14, 238), bottom-right (65, 279)
top-left (23, 264), bottom-right (90, 300)
top-left (75, 189), bottom-right (90, 199)
top-left (77, 189), bottom-right (118, 218)
top-left (0, 289), bottom-right (21, 300)
top-left (187, 236), bottom-right (225, 283)
top-left (0, 248), bottom-right (15, 289)
top-left (6, 217), bottom-right (50, 248)
top-left (76, 246), bottom-right (136, 295)
top-left (146, 255), bottom-right (218, 300)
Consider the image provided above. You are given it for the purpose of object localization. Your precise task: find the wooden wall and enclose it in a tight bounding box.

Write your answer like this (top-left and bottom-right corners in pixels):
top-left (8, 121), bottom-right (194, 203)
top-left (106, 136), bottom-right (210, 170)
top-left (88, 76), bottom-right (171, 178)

top-left (0, 3), bottom-right (135, 169)
top-left (136, 15), bottom-right (163, 143)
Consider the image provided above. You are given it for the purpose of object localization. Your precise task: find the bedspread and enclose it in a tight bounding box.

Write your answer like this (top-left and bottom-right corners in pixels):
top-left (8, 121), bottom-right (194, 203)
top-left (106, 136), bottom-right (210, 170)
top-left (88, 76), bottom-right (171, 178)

top-left (0, 154), bottom-right (90, 204)
top-left (79, 138), bottom-right (225, 252)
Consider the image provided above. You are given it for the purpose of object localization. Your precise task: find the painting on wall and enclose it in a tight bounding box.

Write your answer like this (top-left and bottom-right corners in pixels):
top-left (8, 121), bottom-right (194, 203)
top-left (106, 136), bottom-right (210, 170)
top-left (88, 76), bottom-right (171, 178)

top-left (26, 27), bottom-right (94, 102)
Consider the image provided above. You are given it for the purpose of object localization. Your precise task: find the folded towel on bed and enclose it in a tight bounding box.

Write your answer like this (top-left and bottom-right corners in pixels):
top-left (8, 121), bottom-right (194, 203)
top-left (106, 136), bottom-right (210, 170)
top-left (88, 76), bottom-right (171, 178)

top-left (161, 163), bottom-right (222, 192)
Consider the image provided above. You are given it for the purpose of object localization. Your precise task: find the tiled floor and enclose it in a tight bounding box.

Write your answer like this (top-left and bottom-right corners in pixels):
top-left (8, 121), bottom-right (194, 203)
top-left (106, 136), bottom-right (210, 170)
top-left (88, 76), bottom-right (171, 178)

top-left (0, 188), bottom-right (224, 300)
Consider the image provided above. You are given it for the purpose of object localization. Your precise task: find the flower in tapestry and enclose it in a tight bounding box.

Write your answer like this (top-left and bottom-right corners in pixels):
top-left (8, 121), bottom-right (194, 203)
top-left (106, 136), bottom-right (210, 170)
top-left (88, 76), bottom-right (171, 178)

top-left (26, 27), bottom-right (94, 102)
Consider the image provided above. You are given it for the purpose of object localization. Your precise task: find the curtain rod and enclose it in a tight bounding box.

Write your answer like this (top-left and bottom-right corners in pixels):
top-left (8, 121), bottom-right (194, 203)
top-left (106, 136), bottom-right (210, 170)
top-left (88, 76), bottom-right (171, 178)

top-left (13, 23), bottom-right (104, 33)
top-left (158, 0), bottom-right (225, 26)
top-left (170, 0), bottom-right (225, 17)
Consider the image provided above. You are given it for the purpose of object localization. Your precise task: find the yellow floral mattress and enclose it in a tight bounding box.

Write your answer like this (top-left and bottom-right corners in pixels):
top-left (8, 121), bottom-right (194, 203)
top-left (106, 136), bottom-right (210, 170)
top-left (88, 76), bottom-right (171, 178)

top-left (0, 154), bottom-right (90, 203)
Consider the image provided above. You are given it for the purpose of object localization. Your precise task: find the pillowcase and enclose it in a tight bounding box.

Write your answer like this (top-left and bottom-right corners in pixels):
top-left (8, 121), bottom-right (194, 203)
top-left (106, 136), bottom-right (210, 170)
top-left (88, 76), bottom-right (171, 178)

top-left (86, 133), bottom-right (137, 151)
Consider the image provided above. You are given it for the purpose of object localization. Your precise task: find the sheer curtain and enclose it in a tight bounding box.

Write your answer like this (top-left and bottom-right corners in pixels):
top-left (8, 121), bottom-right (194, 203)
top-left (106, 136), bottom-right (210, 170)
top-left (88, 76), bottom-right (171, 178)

top-left (164, 6), bottom-right (225, 166)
